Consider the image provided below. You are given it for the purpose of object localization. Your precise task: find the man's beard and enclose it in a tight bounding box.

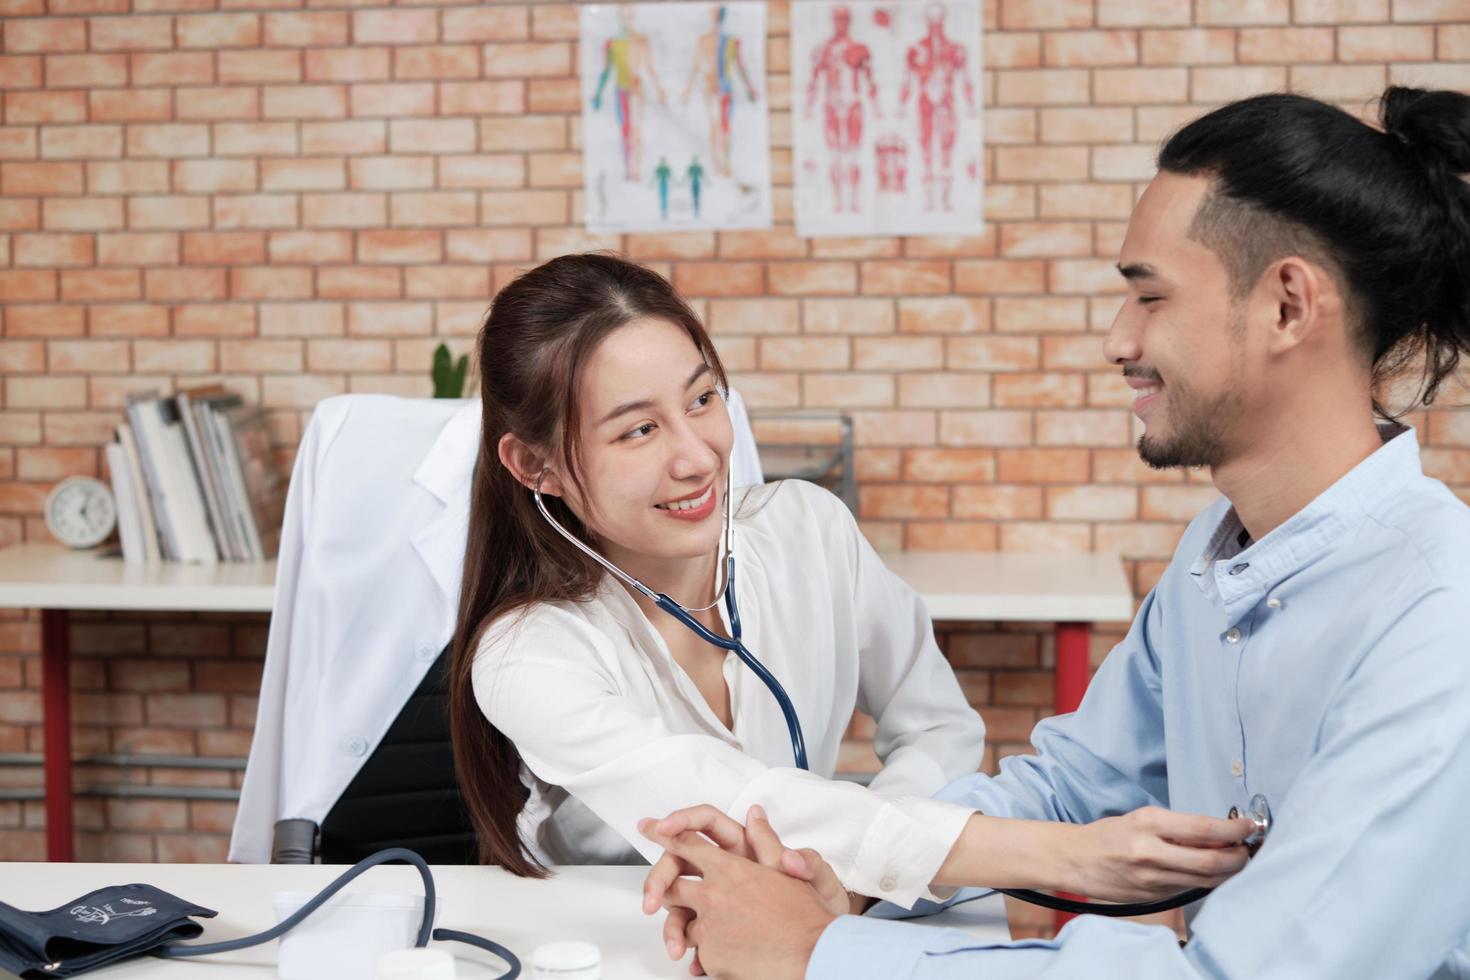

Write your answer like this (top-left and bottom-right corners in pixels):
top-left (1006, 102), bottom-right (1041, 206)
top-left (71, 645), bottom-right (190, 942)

top-left (1137, 373), bottom-right (1244, 470)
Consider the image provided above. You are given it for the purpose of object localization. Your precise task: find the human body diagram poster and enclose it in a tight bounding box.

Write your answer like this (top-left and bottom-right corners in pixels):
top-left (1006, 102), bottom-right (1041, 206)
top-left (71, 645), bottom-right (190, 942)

top-left (580, 3), bottom-right (773, 233)
top-left (792, 1), bottom-right (983, 237)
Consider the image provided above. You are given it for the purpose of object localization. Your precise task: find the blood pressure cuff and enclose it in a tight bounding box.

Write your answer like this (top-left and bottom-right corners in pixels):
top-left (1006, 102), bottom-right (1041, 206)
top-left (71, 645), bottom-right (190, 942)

top-left (0, 884), bottom-right (215, 978)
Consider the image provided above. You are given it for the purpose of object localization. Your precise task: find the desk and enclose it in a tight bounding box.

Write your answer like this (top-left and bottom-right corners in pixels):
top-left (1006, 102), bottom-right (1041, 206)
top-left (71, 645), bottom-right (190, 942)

top-left (0, 543), bottom-right (276, 863)
top-left (0, 543), bottom-right (1133, 863)
top-left (0, 862), bottom-right (1010, 978)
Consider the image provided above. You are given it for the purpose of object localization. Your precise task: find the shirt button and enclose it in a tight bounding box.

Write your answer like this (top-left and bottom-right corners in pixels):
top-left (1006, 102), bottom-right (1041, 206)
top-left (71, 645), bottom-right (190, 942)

top-left (1228, 562), bottom-right (1250, 576)
top-left (1266, 597), bottom-right (1282, 609)
top-left (343, 736), bottom-right (368, 757)
top-left (415, 641), bottom-right (437, 662)
top-left (1225, 627), bottom-right (1242, 643)
top-left (879, 876), bottom-right (897, 892)
top-left (1231, 760), bottom-right (1243, 777)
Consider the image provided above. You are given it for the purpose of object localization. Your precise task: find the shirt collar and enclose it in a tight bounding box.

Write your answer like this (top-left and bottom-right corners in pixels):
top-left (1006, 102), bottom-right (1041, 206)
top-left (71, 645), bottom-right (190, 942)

top-left (1189, 423), bottom-right (1421, 619)
top-left (411, 399), bottom-right (481, 505)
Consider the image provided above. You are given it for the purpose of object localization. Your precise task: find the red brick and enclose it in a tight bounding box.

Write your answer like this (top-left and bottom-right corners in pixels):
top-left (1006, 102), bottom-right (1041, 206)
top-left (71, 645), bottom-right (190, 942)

top-left (404, 265), bottom-right (489, 299)
top-left (348, 82), bottom-right (433, 117)
top-left (90, 88), bottom-right (172, 122)
top-left (263, 12), bottom-right (348, 46)
top-left (1039, 108), bottom-right (1133, 144)
top-left (258, 301), bottom-right (345, 336)
top-left (800, 298), bottom-right (892, 334)
top-left (173, 303), bottom-right (255, 336)
top-left (997, 448), bottom-right (1090, 482)
top-left (1044, 30), bottom-right (1139, 67)
top-left (939, 411), bottom-right (1033, 447)
top-left (52, 54), bottom-right (128, 89)
top-left (318, 265), bottom-right (400, 299)
top-left (443, 228), bottom-right (530, 263)
top-left (388, 191), bottom-right (476, 227)
top-left (268, 230), bottom-right (351, 264)
top-left (995, 69), bottom-right (1090, 105)
top-left (14, 232), bottom-right (92, 267)
top-left (0, 128), bottom-right (39, 162)
top-left (137, 270), bottom-right (214, 306)
top-left (213, 193), bottom-right (296, 229)
top-left (707, 298), bottom-right (799, 335)
top-left (89, 15), bottom-right (173, 51)
top-left (40, 124), bottom-right (122, 159)
top-left (675, 261), bottom-right (765, 297)
top-left (262, 84), bottom-right (347, 119)
top-left (358, 228), bottom-right (441, 264)
top-left (219, 338), bottom-right (303, 372)
top-left (759, 337), bottom-right (849, 371)
top-left (132, 338), bottom-right (214, 372)
top-left (6, 304), bottom-right (84, 335)
top-left (803, 373), bottom-right (893, 407)
top-left (127, 195), bottom-right (212, 230)
top-left (213, 122), bottom-right (296, 156)
top-left (394, 44), bottom-right (479, 80)
top-left (5, 91), bottom-right (86, 123)
top-left (96, 232), bottom-right (179, 266)
top-left (42, 197), bottom-right (123, 230)
top-left (180, 230), bottom-right (263, 264)
top-left (440, 80), bottom-right (523, 116)
top-left (947, 336), bottom-right (1042, 371)
top-left (954, 259), bottom-right (1047, 294)
top-left (479, 115), bottom-right (565, 151)
top-left (174, 159), bottom-right (257, 193)
top-left (985, 33), bottom-right (1042, 69)
top-left (176, 12), bottom-right (260, 48)
top-left (260, 157), bottom-right (343, 191)
top-left (302, 192), bottom-right (385, 228)
top-left (300, 120), bottom-right (383, 155)
top-left (126, 123), bottom-right (211, 158)
top-left (443, 6), bottom-right (527, 42)
top-left (130, 52), bottom-right (214, 86)
top-left (898, 373), bottom-right (993, 409)
top-left (1140, 29), bottom-right (1236, 65)
top-left (859, 484), bottom-right (950, 520)
top-left (0, 61), bottom-right (33, 111)
top-left (231, 265), bottom-right (311, 300)
top-left (483, 41), bottom-right (570, 78)
top-left (4, 18), bottom-right (87, 52)
top-left (2, 161), bottom-right (83, 195)
top-left (954, 485), bottom-right (1044, 520)
top-left (84, 304), bottom-right (165, 339)
top-left (1197, 0), bottom-right (1290, 24)
top-left (903, 448), bottom-right (996, 483)
top-left (994, 297), bottom-right (1087, 333)
top-left (353, 9), bottom-right (437, 45)
top-left (306, 48), bottom-right (391, 83)
top-left (218, 50), bottom-right (302, 84)
top-left (1000, 0), bottom-right (1093, 28)
top-left (347, 301), bottom-right (431, 336)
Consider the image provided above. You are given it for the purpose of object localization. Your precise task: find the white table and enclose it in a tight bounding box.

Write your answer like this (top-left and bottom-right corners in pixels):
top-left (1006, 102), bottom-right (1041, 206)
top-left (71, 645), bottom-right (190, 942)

top-left (0, 544), bottom-right (276, 863)
top-left (0, 542), bottom-right (1133, 863)
top-left (0, 862), bottom-right (1010, 978)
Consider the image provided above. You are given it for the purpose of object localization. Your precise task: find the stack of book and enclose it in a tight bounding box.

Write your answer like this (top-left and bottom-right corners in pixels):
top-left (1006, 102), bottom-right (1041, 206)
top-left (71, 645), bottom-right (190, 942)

top-left (103, 387), bottom-right (285, 564)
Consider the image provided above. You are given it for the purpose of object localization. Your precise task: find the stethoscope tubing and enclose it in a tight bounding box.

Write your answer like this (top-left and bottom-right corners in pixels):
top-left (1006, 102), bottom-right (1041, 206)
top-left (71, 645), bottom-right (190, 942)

top-left (531, 470), bottom-right (810, 770)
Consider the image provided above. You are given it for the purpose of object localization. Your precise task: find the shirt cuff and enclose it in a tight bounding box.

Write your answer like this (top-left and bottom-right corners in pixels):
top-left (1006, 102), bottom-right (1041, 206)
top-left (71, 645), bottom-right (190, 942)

top-left (848, 796), bottom-right (973, 908)
top-left (807, 915), bottom-right (931, 980)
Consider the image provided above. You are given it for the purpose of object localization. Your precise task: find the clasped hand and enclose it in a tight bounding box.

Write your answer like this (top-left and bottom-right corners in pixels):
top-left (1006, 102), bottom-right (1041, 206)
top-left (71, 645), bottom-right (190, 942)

top-left (638, 803), bottom-right (1255, 979)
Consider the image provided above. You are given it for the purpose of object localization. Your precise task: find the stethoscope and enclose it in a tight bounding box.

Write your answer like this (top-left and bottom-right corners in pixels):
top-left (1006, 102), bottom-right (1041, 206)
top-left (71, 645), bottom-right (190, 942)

top-left (533, 466), bottom-right (810, 770)
top-left (531, 467), bottom-right (1273, 918)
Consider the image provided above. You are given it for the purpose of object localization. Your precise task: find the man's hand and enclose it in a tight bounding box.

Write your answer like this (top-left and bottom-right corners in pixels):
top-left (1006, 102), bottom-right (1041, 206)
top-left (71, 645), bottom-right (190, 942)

top-left (639, 805), bottom-right (841, 979)
top-left (1063, 807), bottom-right (1253, 902)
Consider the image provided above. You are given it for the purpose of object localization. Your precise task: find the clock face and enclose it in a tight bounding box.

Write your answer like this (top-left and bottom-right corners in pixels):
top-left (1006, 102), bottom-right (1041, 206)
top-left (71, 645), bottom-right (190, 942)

top-left (45, 476), bottom-right (117, 549)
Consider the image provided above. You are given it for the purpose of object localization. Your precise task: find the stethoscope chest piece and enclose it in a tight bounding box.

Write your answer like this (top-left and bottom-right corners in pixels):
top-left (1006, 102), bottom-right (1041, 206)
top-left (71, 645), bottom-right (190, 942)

top-left (1228, 793), bottom-right (1272, 855)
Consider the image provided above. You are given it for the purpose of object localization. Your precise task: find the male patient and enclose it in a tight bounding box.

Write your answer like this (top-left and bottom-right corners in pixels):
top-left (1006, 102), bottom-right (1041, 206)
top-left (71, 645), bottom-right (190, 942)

top-left (638, 86), bottom-right (1470, 979)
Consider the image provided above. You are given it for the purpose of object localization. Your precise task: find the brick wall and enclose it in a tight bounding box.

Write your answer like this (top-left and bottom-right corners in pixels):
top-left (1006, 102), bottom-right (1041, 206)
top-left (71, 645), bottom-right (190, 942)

top-left (2, 0), bottom-right (1468, 929)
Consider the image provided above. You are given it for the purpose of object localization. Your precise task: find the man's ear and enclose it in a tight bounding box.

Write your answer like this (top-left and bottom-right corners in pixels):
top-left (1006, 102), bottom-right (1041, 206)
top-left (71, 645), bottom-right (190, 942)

top-left (1264, 256), bottom-right (1334, 356)
top-left (497, 432), bottom-right (564, 496)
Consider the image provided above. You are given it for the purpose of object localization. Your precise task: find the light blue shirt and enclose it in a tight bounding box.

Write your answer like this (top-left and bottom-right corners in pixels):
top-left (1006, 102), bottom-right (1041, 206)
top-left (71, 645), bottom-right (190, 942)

top-left (810, 426), bottom-right (1470, 979)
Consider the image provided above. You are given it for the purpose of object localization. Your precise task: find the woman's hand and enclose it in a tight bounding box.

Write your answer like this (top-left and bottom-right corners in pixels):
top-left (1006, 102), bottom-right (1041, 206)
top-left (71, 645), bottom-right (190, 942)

top-left (1059, 806), bottom-right (1255, 902)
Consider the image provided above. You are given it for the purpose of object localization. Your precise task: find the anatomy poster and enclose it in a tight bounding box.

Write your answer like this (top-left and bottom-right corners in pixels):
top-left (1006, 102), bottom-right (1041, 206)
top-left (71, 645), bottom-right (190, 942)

top-left (580, 3), bottom-right (773, 233)
top-left (792, 0), bottom-right (983, 237)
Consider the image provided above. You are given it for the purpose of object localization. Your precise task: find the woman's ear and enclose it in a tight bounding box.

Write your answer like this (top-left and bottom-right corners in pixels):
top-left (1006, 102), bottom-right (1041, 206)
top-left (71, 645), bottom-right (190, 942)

top-left (497, 433), bottom-right (564, 496)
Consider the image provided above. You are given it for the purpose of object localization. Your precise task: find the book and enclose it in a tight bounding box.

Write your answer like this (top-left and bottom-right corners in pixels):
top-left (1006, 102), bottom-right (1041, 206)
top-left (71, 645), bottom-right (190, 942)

top-left (126, 392), bottom-right (218, 564)
top-left (115, 423), bottom-right (161, 563)
top-left (175, 385), bottom-right (235, 561)
top-left (104, 442), bottom-right (144, 564)
top-left (208, 404), bottom-right (284, 561)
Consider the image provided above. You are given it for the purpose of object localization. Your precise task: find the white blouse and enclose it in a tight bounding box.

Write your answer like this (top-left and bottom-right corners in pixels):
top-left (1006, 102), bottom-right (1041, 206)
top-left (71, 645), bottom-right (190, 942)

top-left (472, 479), bottom-right (982, 907)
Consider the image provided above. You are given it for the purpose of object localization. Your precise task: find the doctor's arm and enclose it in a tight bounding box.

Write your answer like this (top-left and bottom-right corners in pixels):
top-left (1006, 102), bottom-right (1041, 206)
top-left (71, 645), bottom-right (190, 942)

top-left (803, 585), bottom-right (1470, 980)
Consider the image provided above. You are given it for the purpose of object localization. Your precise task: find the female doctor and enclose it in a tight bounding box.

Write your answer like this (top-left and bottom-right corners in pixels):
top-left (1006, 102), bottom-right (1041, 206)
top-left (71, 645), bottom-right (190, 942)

top-left (449, 253), bottom-right (1245, 911)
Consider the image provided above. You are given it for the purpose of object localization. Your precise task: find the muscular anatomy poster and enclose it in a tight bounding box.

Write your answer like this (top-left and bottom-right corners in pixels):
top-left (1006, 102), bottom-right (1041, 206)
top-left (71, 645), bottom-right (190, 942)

top-left (792, 0), bottom-right (983, 237)
top-left (580, 2), bottom-right (773, 233)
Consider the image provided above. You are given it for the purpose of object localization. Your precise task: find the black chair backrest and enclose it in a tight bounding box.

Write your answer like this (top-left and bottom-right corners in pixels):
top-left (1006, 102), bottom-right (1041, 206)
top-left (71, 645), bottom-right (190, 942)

top-left (318, 646), bottom-right (478, 864)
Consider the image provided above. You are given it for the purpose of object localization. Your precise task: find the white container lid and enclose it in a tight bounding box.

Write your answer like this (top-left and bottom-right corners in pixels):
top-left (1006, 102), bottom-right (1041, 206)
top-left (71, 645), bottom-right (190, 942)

top-left (530, 940), bottom-right (601, 980)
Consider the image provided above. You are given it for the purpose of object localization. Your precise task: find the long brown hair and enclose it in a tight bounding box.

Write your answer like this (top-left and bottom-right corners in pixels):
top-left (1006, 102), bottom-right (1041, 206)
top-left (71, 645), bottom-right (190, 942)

top-left (448, 253), bottom-right (729, 876)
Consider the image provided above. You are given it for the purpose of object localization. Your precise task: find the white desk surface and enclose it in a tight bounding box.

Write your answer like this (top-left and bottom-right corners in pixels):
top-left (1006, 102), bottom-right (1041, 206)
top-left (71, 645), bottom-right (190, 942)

top-left (0, 862), bottom-right (1010, 979)
top-left (0, 542), bottom-right (275, 612)
top-left (0, 542), bottom-right (1133, 623)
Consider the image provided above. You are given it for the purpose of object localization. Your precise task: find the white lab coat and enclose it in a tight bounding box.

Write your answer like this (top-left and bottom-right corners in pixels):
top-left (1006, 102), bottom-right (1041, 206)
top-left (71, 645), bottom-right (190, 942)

top-left (228, 391), bottom-right (764, 864)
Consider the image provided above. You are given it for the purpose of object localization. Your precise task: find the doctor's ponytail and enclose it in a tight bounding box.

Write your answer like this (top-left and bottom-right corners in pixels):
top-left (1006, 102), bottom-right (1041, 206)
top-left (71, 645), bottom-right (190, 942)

top-left (448, 253), bottom-right (728, 877)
